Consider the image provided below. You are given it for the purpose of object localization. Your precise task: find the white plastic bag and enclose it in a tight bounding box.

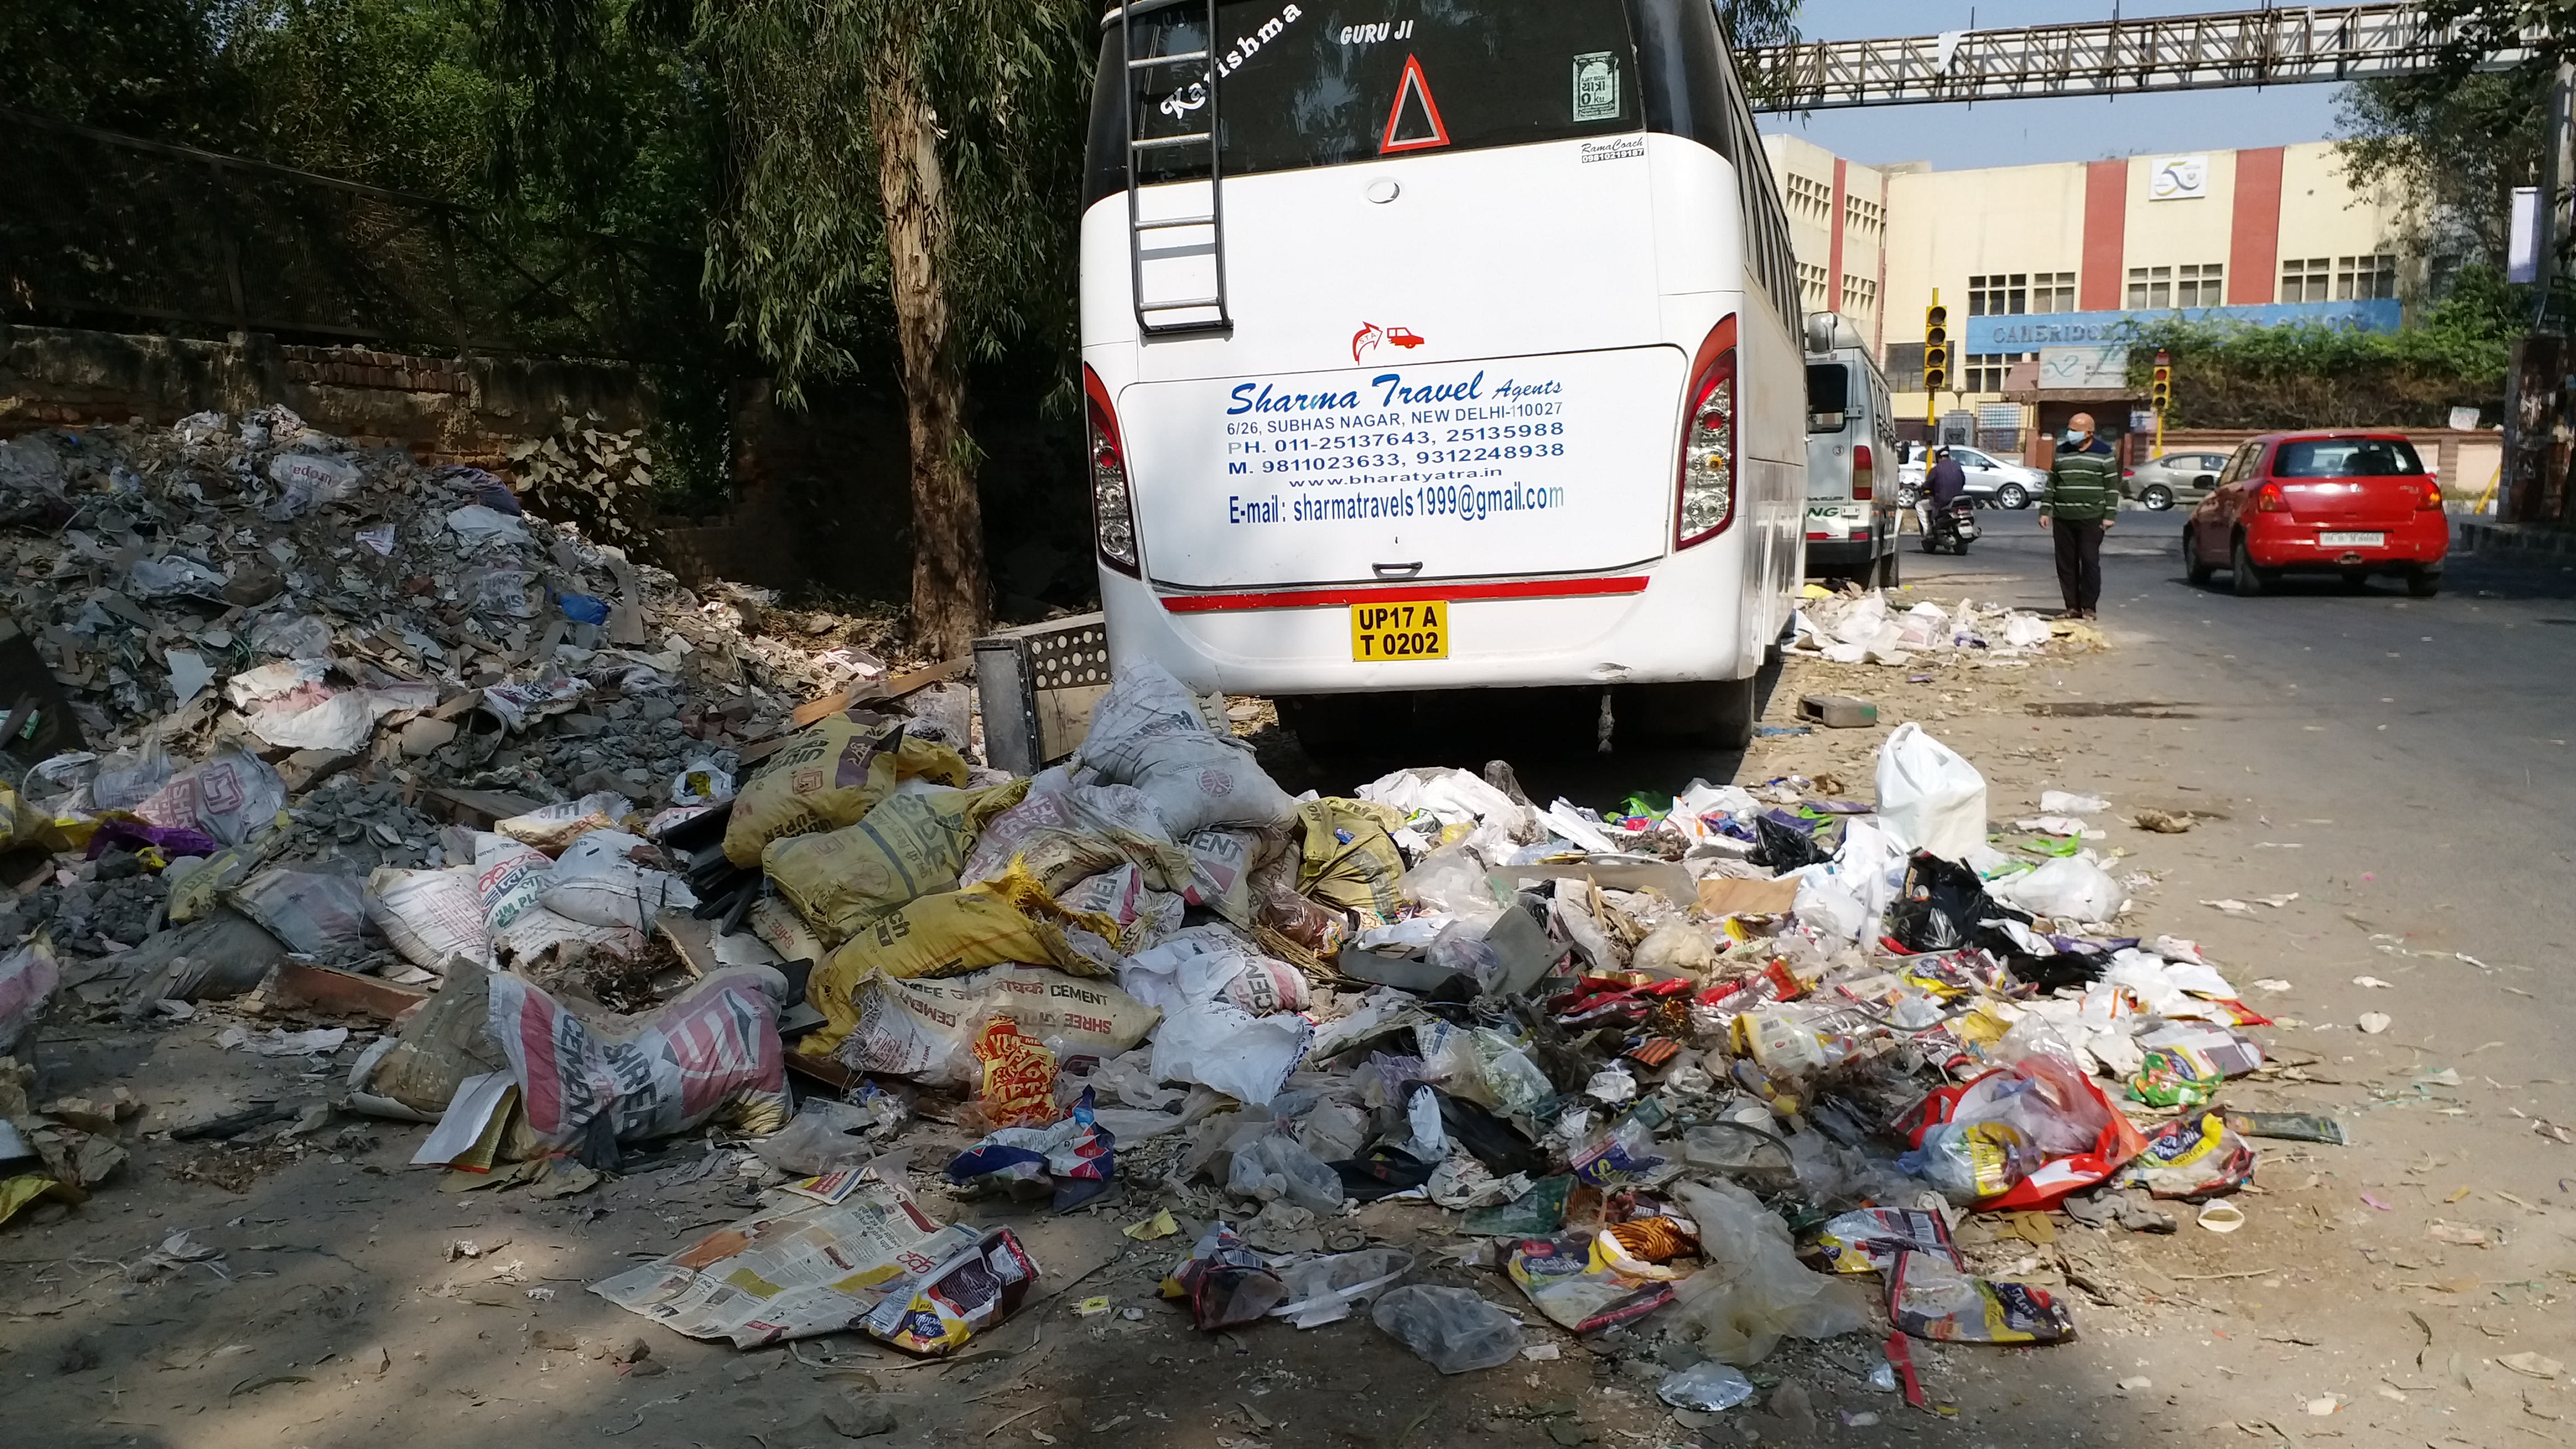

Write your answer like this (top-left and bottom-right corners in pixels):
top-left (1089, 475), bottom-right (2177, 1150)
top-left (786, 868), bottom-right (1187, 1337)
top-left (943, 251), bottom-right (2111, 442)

top-left (1987, 853), bottom-right (2124, 924)
top-left (541, 830), bottom-right (697, 929)
top-left (1874, 722), bottom-right (1988, 860)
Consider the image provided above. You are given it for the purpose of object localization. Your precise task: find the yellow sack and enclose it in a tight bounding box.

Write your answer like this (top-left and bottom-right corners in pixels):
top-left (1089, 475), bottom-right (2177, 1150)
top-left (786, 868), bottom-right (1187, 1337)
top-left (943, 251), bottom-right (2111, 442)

top-left (764, 777), bottom-right (1032, 948)
top-left (1294, 797), bottom-right (1410, 915)
top-left (801, 865), bottom-right (1121, 1057)
top-left (722, 712), bottom-right (969, 866)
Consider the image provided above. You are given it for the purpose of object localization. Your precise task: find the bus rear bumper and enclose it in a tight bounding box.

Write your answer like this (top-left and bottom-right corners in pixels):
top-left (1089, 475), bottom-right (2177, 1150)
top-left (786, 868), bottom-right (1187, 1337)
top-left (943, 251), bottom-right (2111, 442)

top-left (1100, 547), bottom-right (1767, 695)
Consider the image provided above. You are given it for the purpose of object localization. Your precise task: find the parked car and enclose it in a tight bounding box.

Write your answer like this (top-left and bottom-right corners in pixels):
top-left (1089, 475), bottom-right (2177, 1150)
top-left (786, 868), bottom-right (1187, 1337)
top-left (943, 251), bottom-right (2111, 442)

top-left (2181, 430), bottom-right (2447, 597)
top-left (1947, 446), bottom-right (2047, 510)
top-left (2123, 450), bottom-right (2229, 510)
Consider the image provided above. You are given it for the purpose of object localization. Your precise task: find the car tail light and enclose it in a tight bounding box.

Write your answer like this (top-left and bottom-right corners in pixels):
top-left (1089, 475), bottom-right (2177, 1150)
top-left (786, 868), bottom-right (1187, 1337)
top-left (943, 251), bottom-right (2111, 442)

top-left (2122, 467), bottom-right (2135, 478)
top-left (1084, 365), bottom-right (1139, 575)
top-left (2417, 479), bottom-right (2444, 511)
top-left (2255, 482), bottom-right (2286, 513)
top-left (1675, 319), bottom-right (1737, 548)
top-left (1852, 443), bottom-right (1873, 501)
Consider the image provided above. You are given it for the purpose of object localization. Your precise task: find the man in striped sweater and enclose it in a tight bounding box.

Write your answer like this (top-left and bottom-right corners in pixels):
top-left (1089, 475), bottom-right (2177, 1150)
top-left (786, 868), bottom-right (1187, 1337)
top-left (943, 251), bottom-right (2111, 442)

top-left (2038, 412), bottom-right (2118, 620)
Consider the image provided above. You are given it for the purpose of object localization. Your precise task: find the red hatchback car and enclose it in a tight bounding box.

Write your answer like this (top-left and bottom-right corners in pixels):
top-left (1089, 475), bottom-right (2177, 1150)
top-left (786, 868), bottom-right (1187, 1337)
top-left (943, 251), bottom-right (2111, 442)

top-left (2181, 430), bottom-right (2447, 597)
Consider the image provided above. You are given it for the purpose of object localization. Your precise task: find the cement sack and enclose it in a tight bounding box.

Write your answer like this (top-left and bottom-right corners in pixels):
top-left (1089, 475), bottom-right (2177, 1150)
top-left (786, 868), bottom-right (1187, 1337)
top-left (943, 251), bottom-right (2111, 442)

top-left (1059, 864), bottom-right (1186, 953)
top-left (959, 765), bottom-right (1192, 896)
top-left (487, 965), bottom-right (790, 1146)
top-left (765, 778), bottom-right (1031, 948)
top-left (1874, 722), bottom-right (1988, 860)
top-left (723, 713), bottom-right (968, 866)
top-left (1296, 798), bottom-right (1410, 915)
top-left (365, 866), bottom-right (494, 973)
top-left (1076, 660), bottom-right (1294, 837)
top-left (470, 830), bottom-right (553, 932)
top-left (542, 829), bottom-right (698, 930)
top-left (226, 865), bottom-right (365, 954)
top-left (836, 963), bottom-right (1163, 1083)
top-left (134, 746), bottom-right (286, 847)
top-left (801, 866), bottom-right (1125, 1058)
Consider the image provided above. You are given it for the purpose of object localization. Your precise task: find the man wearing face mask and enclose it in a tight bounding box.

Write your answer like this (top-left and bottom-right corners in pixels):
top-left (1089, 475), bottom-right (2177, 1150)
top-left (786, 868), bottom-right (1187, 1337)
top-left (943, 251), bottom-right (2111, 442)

top-left (2038, 412), bottom-right (2118, 620)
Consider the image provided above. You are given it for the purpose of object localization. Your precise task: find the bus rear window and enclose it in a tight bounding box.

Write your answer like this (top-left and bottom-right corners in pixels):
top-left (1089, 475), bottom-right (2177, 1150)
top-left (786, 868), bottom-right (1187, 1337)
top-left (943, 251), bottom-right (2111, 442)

top-left (1116, 0), bottom-right (1640, 185)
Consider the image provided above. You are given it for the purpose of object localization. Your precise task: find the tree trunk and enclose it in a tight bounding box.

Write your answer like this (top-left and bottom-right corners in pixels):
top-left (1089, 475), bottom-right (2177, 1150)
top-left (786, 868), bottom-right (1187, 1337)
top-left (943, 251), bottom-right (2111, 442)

top-left (871, 48), bottom-right (989, 657)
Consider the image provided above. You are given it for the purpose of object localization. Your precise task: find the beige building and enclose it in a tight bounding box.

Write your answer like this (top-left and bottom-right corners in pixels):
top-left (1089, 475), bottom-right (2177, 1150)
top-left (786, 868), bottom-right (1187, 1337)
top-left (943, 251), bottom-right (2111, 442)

top-left (1765, 138), bottom-right (2417, 456)
top-left (1762, 134), bottom-right (1893, 353)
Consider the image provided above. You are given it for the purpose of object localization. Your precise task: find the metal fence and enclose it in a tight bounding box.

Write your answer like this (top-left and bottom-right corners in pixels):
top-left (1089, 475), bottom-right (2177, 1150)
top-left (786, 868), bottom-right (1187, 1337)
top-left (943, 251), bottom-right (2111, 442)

top-left (0, 109), bottom-right (711, 364)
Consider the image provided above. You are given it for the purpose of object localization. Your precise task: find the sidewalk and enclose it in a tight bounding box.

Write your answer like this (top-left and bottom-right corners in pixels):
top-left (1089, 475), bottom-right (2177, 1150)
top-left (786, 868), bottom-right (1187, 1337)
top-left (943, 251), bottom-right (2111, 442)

top-left (2451, 515), bottom-right (2576, 564)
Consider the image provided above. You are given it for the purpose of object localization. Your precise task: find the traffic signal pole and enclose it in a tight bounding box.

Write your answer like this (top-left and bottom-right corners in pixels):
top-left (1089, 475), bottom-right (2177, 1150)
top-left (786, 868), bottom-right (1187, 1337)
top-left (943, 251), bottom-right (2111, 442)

top-left (2151, 348), bottom-right (2171, 458)
top-left (1922, 290), bottom-right (1949, 435)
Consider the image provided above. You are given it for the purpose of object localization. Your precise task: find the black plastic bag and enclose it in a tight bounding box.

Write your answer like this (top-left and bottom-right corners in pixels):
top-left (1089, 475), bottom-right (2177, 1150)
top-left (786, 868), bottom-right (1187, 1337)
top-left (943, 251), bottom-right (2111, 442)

top-left (1750, 815), bottom-right (1830, 871)
top-left (1887, 851), bottom-right (1996, 953)
top-left (1330, 1147), bottom-right (1437, 1201)
top-left (1434, 1089), bottom-right (1551, 1177)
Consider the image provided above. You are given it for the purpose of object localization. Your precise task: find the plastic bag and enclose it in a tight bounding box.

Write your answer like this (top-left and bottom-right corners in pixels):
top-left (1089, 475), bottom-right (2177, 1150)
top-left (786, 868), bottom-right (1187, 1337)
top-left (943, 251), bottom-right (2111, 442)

top-left (541, 829), bottom-right (697, 930)
top-left (1665, 1178), bottom-right (1874, 1366)
top-left (1752, 815), bottom-right (1829, 870)
top-left (2119, 1111), bottom-right (2256, 1200)
top-left (1370, 1284), bottom-right (1522, 1374)
top-left (1507, 1233), bottom-right (1679, 1333)
top-left (947, 1088), bottom-right (1116, 1210)
top-left (860, 1227), bottom-right (1040, 1357)
top-left (0, 939), bottom-right (61, 1057)
top-left (1874, 722), bottom-right (1988, 860)
top-left (1986, 853), bottom-right (2123, 923)
top-left (1887, 1251), bottom-right (2076, 1344)
top-left (764, 778), bottom-right (1031, 946)
top-left (752, 1097), bottom-right (882, 1176)
top-left (1811, 1208), bottom-right (1966, 1275)
top-left (1397, 844), bottom-right (1503, 925)
top-left (973, 1016), bottom-right (1061, 1129)
top-left (134, 747), bottom-right (285, 847)
top-left (1658, 1362), bottom-right (1759, 1412)
top-left (1163, 1223), bottom-right (1288, 1329)
top-left (1898, 1063), bottom-right (2146, 1211)
top-left (723, 713), bottom-right (969, 867)
top-left (1888, 851), bottom-right (2001, 953)
top-left (1226, 1130), bottom-right (1343, 1214)
top-left (364, 867), bottom-right (494, 973)
top-left (1271, 1247), bottom-right (1413, 1329)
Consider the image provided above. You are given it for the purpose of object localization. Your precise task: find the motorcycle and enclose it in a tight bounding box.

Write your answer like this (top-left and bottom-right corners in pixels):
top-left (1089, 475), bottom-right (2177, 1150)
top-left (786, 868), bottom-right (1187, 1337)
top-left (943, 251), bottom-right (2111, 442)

top-left (1920, 499), bottom-right (1981, 555)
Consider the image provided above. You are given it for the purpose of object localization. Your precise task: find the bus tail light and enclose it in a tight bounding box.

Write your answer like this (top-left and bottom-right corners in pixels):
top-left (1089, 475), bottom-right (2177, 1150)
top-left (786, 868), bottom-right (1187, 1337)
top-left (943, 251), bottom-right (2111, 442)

top-left (1852, 443), bottom-right (1874, 501)
top-left (2255, 482), bottom-right (2286, 513)
top-left (1084, 365), bottom-right (1139, 575)
top-left (1675, 325), bottom-right (1738, 549)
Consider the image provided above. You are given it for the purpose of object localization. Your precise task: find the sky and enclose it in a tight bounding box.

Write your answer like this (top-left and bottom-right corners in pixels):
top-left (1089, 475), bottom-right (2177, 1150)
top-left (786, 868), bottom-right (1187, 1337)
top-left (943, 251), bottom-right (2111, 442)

top-left (1755, 0), bottom-right (2351, 171)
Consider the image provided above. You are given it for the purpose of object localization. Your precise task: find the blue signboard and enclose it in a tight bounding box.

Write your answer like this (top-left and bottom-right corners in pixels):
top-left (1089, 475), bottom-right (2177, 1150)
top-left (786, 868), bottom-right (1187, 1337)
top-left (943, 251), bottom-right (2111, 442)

top-left (1961, 299), bottom-right (2401, 354)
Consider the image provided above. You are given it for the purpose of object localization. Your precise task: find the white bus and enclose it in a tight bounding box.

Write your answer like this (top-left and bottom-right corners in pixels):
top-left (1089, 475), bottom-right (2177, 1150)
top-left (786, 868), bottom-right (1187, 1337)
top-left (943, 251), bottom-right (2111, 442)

top-left (1802, 312), bottom-right (1902, 588)
top-left (1079, 0), bottom-right (1806, 747)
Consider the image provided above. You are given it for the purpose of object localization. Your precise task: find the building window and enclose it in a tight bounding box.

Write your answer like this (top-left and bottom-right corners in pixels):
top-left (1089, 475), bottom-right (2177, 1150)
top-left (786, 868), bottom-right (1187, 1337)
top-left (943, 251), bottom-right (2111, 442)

top-left (1843, 195), bottom-right (1884, 237)
top-left (1967, 273), bottom-right (2028, 317)
top-left (2127, 266), bottom-right (2173, 310)
top-left (2031, 272), bottom-right (2077, 313)
top-left (2337, 252), bottom-right (2398, 300)
top-left (1963, 353), bottom-right (2026, 392)
top-left (1797, 261), bottom-right (1830, 310)
top-left (1785, 173), bottom-right (1832, 221)
top-left (1840, 273), bottom-right (1878, 314)
top-left (2177, 262), bottom-right (2224, 307)
top-left (2281, 257), bottom-right (2331, 304)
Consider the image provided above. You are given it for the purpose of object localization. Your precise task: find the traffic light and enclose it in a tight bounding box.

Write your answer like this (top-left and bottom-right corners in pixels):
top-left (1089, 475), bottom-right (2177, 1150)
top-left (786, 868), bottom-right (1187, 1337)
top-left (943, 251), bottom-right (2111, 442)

top-left (1922, 298), bottom-right (1949, 393)
top-left (2151, 348), bottom-right (2172, 411)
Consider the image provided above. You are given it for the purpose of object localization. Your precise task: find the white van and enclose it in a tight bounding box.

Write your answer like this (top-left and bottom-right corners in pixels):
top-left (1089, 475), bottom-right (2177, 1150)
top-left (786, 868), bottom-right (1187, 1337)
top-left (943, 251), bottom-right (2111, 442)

top-left (1801, 313), bottom-right (1900, 586)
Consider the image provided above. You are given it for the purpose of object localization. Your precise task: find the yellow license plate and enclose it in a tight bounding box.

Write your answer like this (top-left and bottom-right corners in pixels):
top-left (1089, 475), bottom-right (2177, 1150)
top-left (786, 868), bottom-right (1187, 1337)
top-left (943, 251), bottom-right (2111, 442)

top-left (1349, 599), bottom-right (1449, 661)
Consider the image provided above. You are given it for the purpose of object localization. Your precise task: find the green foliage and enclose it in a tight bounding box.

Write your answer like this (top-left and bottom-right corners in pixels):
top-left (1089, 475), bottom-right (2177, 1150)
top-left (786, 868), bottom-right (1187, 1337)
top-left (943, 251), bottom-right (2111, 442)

top-left (2126, 269), bottom-right (2527, 429)
top-left (697, 0), bottom-right (1093, 408)
top-left (2336, 70), bottom-right (2546, 274)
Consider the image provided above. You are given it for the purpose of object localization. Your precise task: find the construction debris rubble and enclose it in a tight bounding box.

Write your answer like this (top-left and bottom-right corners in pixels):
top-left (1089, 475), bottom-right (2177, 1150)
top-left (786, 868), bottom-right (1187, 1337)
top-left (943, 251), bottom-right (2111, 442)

top-left (0, 409), bottom-right (2305, 1432)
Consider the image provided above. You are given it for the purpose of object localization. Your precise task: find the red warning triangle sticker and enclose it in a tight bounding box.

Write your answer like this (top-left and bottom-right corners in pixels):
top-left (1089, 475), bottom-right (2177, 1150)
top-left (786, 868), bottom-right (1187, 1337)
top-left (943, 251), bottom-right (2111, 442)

top-left (1379, 53), bottom-right (1450, 153)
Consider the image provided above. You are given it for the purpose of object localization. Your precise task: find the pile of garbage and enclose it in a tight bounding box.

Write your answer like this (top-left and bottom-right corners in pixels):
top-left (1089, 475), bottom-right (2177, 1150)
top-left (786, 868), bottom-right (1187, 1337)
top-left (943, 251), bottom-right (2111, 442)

top-left (1792, 585), bottom-right (2101, 667)
top-left (0, 408), bottom-right (2291, 1410)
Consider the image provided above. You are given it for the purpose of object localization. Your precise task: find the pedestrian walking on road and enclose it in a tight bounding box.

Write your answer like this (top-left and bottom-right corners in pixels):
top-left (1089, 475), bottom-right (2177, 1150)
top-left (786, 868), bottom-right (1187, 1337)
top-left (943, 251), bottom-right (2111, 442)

top-left (2039, 412), bottom-right (2118, 619)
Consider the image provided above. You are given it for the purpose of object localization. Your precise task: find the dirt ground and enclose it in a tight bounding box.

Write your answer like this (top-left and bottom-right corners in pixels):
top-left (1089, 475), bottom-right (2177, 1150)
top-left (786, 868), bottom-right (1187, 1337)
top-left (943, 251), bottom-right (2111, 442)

top-left (8, 574), bottom-right (2574, 1449)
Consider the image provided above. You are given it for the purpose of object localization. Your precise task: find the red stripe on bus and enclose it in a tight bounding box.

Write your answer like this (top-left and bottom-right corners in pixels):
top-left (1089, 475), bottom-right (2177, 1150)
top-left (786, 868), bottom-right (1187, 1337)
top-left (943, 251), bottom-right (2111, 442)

top-left (1159, 575), bottom-right (1650, 614)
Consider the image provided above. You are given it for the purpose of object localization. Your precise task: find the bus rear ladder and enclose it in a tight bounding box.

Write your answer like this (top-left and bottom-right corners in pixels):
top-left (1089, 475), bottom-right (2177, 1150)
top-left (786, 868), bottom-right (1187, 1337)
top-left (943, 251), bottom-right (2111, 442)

top-left (1122, 0), bottom-right (1233, 337)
